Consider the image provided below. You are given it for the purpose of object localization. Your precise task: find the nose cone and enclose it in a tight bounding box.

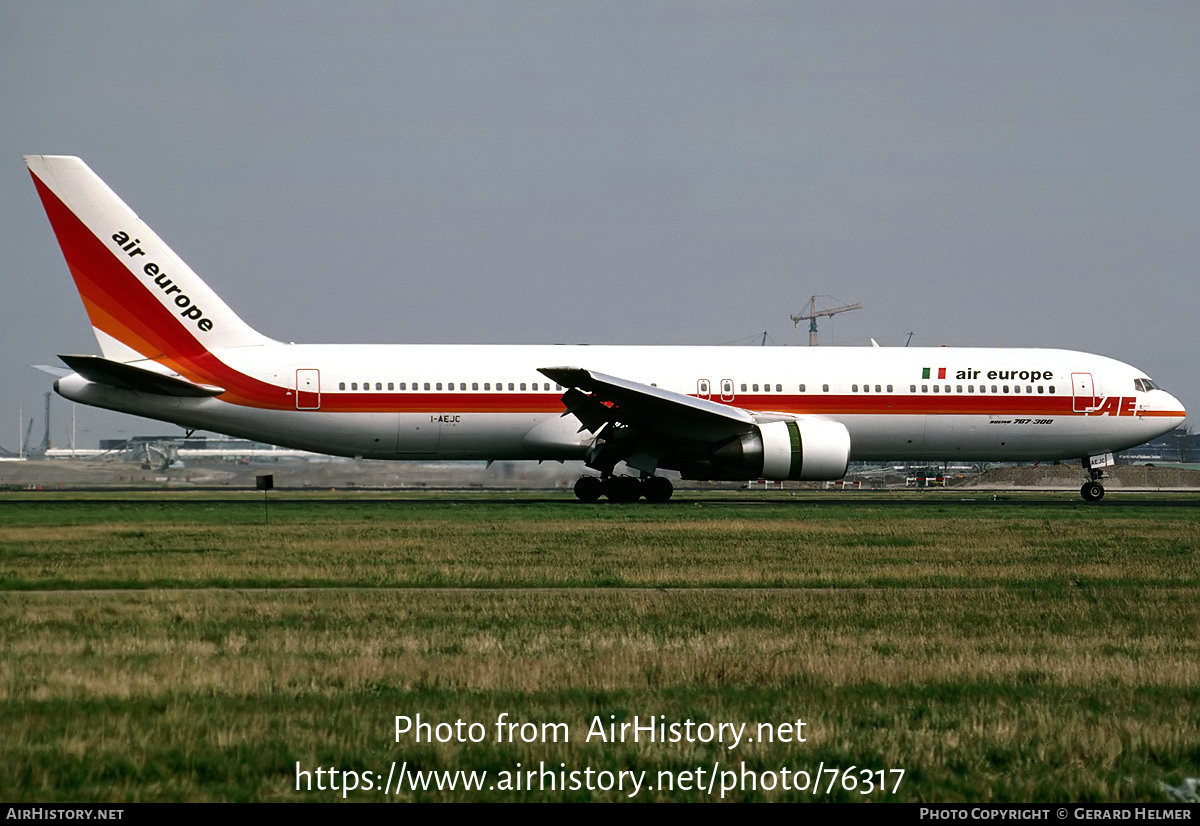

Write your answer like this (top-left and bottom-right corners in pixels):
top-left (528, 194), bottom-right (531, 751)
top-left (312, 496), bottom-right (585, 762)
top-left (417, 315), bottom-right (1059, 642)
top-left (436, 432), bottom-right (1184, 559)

top-left (1162, 391), bottom-right (1187, 420)
top-left (1149, 391), bottom-right (1187, 440)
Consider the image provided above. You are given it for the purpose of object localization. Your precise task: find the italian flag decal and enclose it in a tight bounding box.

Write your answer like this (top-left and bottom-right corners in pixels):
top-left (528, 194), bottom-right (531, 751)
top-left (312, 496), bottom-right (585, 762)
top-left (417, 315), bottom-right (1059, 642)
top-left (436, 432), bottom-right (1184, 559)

top-left (922, 367), bottom-right (947, 380)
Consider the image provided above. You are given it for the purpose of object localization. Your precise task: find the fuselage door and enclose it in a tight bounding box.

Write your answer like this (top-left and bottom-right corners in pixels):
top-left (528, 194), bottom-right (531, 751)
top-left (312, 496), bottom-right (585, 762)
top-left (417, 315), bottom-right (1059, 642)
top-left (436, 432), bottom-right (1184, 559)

top-left (720, 379), bottom-right (734, 402)
top-left (697, 379), bottom-right (711, 400)
top-left (296, 368), bottom-right (321, 410)
top-left (1071, 372), bottom-right (1095, 413)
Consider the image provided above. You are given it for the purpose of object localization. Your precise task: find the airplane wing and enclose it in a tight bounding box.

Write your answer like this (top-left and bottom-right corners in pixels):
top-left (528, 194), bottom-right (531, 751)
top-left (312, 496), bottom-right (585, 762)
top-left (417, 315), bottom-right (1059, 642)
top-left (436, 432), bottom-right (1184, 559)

top-left (539, 365), bottom-right (822, 478)
top-left (539, 366), bottom-right (755, 440)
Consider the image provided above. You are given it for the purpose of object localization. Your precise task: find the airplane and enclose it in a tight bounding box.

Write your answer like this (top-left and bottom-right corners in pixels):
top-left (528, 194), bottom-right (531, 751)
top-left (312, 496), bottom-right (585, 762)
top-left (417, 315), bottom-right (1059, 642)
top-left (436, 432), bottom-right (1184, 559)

top-left (25, 155), bottom-right (1186, 503)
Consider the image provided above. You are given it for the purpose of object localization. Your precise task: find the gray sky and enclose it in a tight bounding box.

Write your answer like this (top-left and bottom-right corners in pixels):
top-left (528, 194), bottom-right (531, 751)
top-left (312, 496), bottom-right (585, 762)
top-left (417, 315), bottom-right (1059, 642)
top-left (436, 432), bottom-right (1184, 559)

top-left (2, 1), bottom-right (1197, 448)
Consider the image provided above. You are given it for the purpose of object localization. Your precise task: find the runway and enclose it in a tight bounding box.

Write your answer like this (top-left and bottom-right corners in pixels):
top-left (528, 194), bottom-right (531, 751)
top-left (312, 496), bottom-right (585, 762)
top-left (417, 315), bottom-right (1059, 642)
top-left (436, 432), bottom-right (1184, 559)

top-left (1, 491), bottom-right (1197, 508)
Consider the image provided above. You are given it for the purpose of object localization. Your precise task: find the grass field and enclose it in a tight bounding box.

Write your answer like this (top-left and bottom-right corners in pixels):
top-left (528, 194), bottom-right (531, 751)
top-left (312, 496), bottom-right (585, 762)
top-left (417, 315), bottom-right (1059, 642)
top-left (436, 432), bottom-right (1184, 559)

top-left (2, 491), bottom-right (1198, 802)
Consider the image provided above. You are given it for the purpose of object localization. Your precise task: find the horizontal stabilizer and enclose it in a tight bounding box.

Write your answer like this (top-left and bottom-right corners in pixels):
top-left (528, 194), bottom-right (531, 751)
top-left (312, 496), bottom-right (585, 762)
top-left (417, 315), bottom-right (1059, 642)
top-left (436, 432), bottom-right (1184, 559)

top-left (32, 364), bottom-right (72, 379)
top-left (58, 355), bottom-right (225, 397)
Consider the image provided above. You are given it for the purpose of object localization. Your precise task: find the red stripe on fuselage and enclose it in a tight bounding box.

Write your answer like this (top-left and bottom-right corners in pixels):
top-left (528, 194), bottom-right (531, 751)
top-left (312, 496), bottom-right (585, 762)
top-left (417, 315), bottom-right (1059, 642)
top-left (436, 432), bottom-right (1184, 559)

top-left (309, 391), bottom-right (1170, 418)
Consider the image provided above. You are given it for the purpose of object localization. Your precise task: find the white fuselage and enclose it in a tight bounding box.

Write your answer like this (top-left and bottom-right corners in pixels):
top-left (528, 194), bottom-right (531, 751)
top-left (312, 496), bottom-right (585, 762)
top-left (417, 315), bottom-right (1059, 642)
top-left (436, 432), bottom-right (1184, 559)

top-left (55, 343), bottom-right (1185, 466)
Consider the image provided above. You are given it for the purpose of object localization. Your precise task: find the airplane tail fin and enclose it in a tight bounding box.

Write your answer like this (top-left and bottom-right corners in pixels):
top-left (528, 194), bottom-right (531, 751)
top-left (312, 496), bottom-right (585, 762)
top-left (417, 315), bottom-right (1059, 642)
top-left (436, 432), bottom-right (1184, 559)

top-left (25, 155), bottom-right (274, 363)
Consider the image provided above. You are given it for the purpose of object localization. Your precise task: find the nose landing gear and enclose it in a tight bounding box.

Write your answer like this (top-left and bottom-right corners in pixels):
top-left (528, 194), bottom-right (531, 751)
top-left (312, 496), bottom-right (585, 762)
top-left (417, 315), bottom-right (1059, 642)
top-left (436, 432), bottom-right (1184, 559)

top-left (1081, 460), bottom-right (1107, 502)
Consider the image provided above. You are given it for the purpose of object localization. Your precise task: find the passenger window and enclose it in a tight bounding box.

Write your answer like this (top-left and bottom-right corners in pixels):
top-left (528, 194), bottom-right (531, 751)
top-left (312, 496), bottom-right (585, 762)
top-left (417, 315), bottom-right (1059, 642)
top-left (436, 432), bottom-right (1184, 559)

top-left (932, 385), bottom-right (939, 393)
top-left (387, 382), bottom-right (394, 391)
top-left (1037, 386), bottom-right (1044, 394)
top-left (472, 382), bottom-right (479, 391)
top-left (885, 385), bottom-right (892, 392)
top-left (399, 383), bottom-right (406, 391)
top-left (741, 384), bottom-right (747, 392)
top-left (799, 384), bottom-right (806, 392)
top-left (822, 384), bottom-right (830, 392)
top-left (339, 382), bottom-right (346, 390)
top-left (921, 385), bottom-right (928, 393)
top-left (508, 383), bottom-right (514, 391)
top-left (753, 384), bottom-right (760, 392)
top-left (424, 382), bottom-right (431, 391)
top-left (1049, 386), bottom-right (1056, 394)
top-left (351, 382), bottom-right (358, 390)
top-left (376, 382), bottom-right (382, 391)
top-left (852, 384), bottom-right (859, 392)
top-left (484, 383), bottom-right (490, 391)
top-left (520, 383), bottom-right (527, 391)
top-left (910, 385), bottom-right (916, 393)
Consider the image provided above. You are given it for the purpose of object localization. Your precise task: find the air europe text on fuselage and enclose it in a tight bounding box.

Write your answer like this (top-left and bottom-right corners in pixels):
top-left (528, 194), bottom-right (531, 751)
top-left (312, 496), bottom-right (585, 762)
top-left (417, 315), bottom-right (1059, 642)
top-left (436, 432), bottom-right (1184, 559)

top-left (957, 368), bottom-right (1054, 383)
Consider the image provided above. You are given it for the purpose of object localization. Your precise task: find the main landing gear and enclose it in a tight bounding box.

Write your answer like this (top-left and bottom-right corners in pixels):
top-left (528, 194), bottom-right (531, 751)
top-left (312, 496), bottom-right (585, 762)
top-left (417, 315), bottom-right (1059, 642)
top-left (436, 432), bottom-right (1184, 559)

top-left (574, 474), bottom-right (674, 503)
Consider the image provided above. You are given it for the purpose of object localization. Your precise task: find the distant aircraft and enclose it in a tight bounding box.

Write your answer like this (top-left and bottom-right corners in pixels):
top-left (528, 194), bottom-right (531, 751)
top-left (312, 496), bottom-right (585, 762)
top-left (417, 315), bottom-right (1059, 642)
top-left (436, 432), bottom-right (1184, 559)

top-left (26, 155), bottom-right (1186, 502)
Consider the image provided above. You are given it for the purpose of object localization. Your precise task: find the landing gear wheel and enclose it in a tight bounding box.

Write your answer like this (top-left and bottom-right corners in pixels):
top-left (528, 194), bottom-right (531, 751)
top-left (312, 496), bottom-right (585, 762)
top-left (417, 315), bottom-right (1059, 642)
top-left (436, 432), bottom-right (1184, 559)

top-left (1081, 481), bottom-right (1105, 502)
top-left (574, 476), bottom-right (603, 503)
top-left (643, 476), bottom-right (674, 503)
top-left (604, 475), bottom-right (643, 503)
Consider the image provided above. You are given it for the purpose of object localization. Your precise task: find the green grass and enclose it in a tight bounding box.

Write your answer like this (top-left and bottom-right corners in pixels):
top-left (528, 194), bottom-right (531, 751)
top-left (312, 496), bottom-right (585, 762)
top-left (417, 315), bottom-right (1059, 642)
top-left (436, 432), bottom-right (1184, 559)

top-left (1, 492), bottom-right (1198, 801)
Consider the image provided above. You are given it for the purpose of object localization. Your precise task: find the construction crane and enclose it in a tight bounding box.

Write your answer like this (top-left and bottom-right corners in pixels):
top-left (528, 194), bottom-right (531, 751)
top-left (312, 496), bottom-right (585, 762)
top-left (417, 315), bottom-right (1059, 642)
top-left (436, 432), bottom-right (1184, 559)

top-left (790, 295), bottom-right (863, 346)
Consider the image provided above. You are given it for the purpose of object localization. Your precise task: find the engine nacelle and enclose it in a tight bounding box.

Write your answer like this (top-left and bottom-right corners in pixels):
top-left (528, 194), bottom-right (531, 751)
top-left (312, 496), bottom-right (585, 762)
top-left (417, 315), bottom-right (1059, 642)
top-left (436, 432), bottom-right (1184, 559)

top-left (702, 418), bottom-right (851, 481)
top-left (758, 419), bottom-right (851, 480)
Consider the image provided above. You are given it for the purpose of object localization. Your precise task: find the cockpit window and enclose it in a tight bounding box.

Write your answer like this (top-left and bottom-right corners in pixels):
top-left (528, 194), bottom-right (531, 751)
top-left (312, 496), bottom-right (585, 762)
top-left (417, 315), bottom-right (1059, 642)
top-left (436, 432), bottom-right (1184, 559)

top-left (1134, 378), bottom-right (1161, 392)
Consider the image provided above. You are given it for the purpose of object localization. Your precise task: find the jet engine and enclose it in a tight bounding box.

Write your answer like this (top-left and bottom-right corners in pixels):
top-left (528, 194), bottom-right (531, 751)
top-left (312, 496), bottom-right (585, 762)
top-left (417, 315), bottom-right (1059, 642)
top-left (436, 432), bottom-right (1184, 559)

top-left (688, 418), bottom-right (851, 481)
